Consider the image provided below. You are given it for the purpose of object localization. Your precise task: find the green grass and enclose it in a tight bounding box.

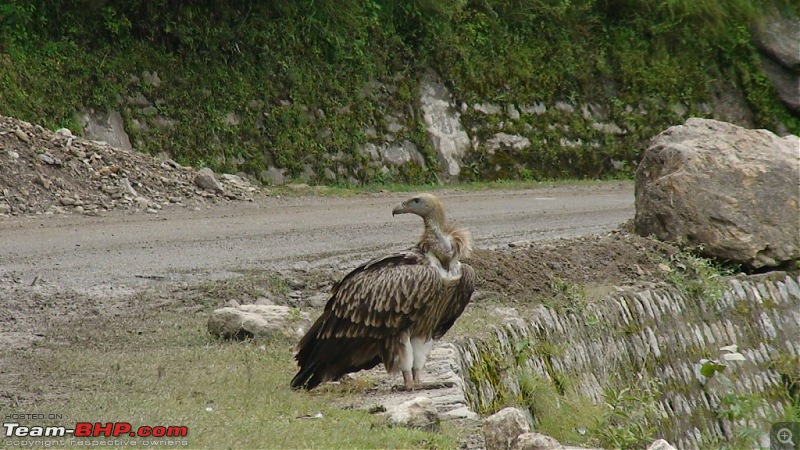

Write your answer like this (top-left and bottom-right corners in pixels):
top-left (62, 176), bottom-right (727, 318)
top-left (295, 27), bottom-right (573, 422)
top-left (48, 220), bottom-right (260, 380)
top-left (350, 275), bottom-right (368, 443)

top-left (518, 371), bottom-right (602, 447)
top-left (16, 312), bottom-right (457, 449)
top-left (659, 251), bottom-right (737, 304)
top-left (273, 178), bottom-right (632, 197)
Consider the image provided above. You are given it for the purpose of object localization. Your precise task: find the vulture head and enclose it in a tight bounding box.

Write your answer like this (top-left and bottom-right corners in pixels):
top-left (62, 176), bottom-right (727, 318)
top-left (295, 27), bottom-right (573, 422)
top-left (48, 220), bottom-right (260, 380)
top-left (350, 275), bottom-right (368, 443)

top-left (392, 193), bottom-right (445, 224)
top-left (392, 193), bottom-right (471, 264)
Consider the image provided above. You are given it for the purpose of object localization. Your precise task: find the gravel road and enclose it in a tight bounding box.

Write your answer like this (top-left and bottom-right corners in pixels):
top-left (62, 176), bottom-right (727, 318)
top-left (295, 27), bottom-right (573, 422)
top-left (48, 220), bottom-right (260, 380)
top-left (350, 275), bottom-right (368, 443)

top-left (0, 182), bottom-right (633, 290)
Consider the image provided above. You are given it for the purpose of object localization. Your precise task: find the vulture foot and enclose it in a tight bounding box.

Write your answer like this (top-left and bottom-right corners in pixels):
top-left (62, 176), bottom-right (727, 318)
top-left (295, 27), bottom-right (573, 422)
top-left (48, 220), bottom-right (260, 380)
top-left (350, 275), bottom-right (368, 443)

top-left (391, 381), bottom-right (456, 392)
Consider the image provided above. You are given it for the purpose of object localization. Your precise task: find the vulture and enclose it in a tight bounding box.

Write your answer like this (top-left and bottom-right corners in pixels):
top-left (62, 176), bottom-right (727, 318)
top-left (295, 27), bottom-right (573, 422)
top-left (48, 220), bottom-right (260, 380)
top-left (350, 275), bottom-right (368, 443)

top-left (291, 193), bottom-right (475, 390)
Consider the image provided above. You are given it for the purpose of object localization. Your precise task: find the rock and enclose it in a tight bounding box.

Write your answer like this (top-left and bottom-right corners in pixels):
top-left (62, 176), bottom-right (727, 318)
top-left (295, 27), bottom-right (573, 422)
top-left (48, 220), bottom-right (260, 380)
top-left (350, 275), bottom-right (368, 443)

top-left (554, 101), bottom-right (575, 113)
top-left (7, 150), bottom-right (19, 159)
top-left (207, 305), bottom-right (308, 340)
top-left (483, 407), bottom-right (531, 450)
top-left (36, 175), bottom-right (53, 190)
top-left (142, 70), bottom-right (162, 87)
top-left (487, 133), bottom-right (531, 153)
top-left (513, 432), bottom-right (562, 450)
top-left (13, 128), bottom-right (30, 143)
top-left (758, 55), bottom-right (800, 115)
top-left (55, 128), bottom-right (74, 137)
top-left (360, 143), bottom-right (381, 161)
top-left (420, 73), bottom-right (471, 179)
top-left (386, 115), bottom-right (405, 134)
top-left (379, 141), bottom-right (426, 167)
top-left (287, 278), bottom-right (306, 290)
top-left (591, 122), bottom-right (625, 135)
top-left (37, 153), bottom-right (56, 165)
top-left (305, 293), bottom-right (328, 308)
top-left (260, 166), bottom-right (286, 186)
top-left (81, 110), bottom-right (133, 151)
top-left (386, 396), bottom-right (439, 432)
top-left (438, 405), bottom-right (477, 420)
top-left (194, 168), bottom-right (224, 193)
top-left (753, 10), bottom-right (800, 70)
top-left (634, 118), bottom-right (800, 269)
top-left (708, 81), bottom-right (755, 128)
top-left (97, 165), bottom-right (121, 176)
top-left (751, 10), bottom-right (800, 116)
top-left (220, 173), bottom-right (250, 187)
top-left (647, 439), bottom-right (677, 450)
top-left (127, 93), bottom-right (151, 107)
top-left (118, 177), bottom-right (138, 197)
top-left (524, 103), bottom-right (547, 115)
top-left (474, 103), bottom-right (503, 115)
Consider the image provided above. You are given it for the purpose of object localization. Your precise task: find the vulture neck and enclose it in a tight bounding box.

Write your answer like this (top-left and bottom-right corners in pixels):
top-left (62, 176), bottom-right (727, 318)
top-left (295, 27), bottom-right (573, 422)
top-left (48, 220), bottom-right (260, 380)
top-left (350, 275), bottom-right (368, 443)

top-left (420, 210), bottom-right (456, 269)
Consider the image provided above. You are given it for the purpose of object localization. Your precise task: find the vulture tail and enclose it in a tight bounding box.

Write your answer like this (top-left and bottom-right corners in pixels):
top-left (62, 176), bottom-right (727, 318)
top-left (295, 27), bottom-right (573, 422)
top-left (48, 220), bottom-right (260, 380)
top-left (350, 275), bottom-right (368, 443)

top-left (291, 312), bottom-right (382, 390)
top-left (291, 361), bottom-right (326, 390)
top-left (291, 314), bottom-right (326, 390)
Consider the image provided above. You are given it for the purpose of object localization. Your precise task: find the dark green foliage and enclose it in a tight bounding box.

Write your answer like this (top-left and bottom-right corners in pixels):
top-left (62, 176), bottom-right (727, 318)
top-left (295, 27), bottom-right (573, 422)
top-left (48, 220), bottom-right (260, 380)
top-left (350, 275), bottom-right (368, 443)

top-left (0, 0), bottom-right (797, 183)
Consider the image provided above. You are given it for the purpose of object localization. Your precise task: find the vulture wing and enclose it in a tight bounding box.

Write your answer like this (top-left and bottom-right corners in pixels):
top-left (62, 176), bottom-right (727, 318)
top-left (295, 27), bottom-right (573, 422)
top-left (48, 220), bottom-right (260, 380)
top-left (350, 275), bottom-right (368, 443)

top-left (291, 248), bottom-right (444, 390)
top-left (433, 263), bottom-right (476, 339)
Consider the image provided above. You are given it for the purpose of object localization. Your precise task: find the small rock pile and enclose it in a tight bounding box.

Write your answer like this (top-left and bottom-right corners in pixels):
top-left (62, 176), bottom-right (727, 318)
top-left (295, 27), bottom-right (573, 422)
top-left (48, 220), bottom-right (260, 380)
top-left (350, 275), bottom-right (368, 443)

top-left (0, 115), bottom-right (261, 217)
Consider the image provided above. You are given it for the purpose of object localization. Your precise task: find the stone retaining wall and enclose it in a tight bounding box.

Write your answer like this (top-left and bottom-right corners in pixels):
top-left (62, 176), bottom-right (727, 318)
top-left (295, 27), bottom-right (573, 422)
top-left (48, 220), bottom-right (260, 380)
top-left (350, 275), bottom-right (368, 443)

top-left (456, 274), bottom-right (800, 448)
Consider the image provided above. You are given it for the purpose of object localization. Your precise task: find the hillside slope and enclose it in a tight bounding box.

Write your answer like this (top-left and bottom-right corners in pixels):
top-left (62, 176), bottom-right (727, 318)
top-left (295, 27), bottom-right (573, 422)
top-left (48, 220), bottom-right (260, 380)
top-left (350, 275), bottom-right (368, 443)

top-left (1, 1), bottom-right (798, 184)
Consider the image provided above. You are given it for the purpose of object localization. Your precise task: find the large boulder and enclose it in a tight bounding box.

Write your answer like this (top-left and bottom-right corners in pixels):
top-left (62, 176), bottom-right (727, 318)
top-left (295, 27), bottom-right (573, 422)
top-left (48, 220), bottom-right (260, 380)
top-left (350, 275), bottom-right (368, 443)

top-left (634, 118), bottom-right (800, 269)
top-left (483, 407), bottom-right (531, 450)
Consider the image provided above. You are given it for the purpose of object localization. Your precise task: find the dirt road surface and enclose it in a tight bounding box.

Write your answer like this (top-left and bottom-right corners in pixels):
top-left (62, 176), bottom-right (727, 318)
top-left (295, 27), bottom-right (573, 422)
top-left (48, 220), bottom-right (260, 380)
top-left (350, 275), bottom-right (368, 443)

top-left (1, 183), bottom-right (633, 291)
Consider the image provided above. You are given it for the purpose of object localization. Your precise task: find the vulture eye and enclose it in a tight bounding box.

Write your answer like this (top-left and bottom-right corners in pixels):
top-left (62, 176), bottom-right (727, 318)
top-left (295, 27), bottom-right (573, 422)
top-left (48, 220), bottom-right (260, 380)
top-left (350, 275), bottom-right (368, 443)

top-left (411, 198), bottom-right (420, 205)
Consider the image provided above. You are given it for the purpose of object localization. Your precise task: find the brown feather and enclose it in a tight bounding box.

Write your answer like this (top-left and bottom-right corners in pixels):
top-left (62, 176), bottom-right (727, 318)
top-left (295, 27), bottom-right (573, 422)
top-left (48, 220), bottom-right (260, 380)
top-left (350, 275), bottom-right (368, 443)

top-left (292, 194), bottom-right (475, 390)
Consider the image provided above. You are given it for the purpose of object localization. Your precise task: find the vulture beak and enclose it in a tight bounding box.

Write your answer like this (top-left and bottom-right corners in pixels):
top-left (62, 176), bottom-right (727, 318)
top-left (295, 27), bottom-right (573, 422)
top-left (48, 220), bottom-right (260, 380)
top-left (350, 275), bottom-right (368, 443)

top-left (392, 202), bottom-right (406, 217)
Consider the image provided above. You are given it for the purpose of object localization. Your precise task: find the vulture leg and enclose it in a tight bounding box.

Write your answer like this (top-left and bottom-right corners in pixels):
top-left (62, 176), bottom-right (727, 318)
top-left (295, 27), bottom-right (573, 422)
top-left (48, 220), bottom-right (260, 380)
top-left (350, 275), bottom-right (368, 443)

top-left (392, 371), bottom-right (415, 391)
top-left (403, 370), bottom-right (414, 389)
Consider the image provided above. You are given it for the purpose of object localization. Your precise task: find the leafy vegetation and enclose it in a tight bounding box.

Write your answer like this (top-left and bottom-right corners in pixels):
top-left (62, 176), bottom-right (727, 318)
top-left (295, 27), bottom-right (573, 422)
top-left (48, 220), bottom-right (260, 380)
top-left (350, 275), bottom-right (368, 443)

top-left (0, 0), bottom-right (798, 184)
top-left (593, 378), bottom-right (663, 449)
top-left (660, 250), bottom-right (738, 305)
